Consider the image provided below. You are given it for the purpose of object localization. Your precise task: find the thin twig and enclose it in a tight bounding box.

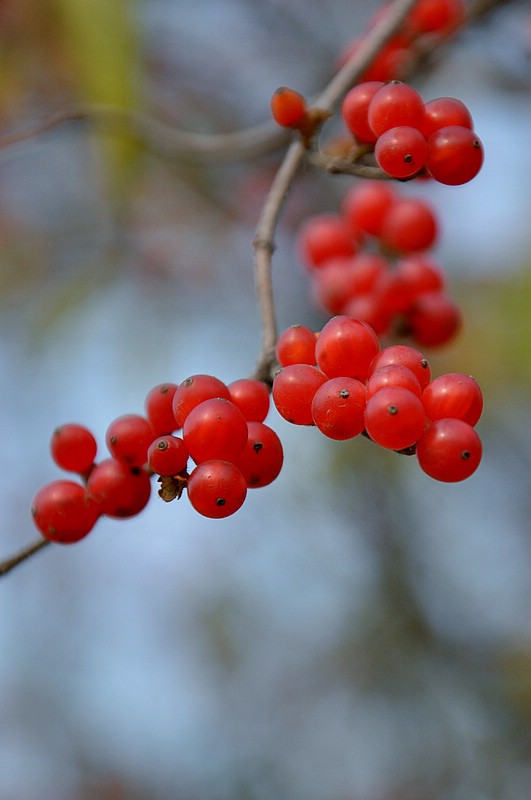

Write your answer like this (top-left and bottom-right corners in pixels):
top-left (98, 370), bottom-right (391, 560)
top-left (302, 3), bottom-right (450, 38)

top-left (251, 0), bottom-right (421, 382)
top-left (0, 538), bottom-right (50, 577)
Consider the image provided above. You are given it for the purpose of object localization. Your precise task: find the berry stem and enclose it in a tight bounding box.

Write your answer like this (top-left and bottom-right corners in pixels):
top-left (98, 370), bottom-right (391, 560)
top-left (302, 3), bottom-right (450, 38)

top-left (0, 537), bottom-right (51, 578)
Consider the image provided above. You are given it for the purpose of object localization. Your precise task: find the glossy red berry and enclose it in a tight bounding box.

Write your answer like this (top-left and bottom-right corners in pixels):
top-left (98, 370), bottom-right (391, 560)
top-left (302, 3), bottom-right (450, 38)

top-left (422, 373), bottom-right (483, 426)
top-left (367, 81), bottom-right (425, 137)
top-left (341, 181), bottom-right (396, 238)
top-left (311, 377), bottom-right (366, 440)
top-left (375, 125), bottom-right (428, 178)
top-left (144, 383), bottom-right (178, 436)
top-left (228, 378), bottom-right (270, 422)
top-left (234, 422), bottom-right (284, 487)
top-left (182, 398), bottom-right (248, 464)
top-left (379, 196), bottom-right (438, 253)
top-left (271, 87), bottom-right (308, 128)
top-left (105, 414), bottom-right (155, 467)
top-left (275, 324), bottom-right (317, 367)
top-left (87, 458), bottom-right (152, 518)
top-left (31, 480), bottom-right (99, 543)
top-left (272, 364), bottom-right (328, 425)
top-left (416, 418), bottom-right (482, 482)
top-left (315, 315), bottom-right (380, 382)
top-left (364, 386), bottom-right (426, 451)
top-left (147, 435), bottom-right (190, 476)
top-left (366, 364), bottom-right (422, 399)
top-left (426, 126), bottom-right (484, 185)
top-left (50, 423), bottom-right (97, 475)
top-left (297, 214), bottom-right (359, 269)
top-left (187, 460), bottom-right (247, 518)
top-left (172, 374), bottom-right (231, 429)
top-left (341, 81), bottom-right (384, 143)
top-left (369, 344), bottom-right (431, 390)
top-left (421, 97), bottom-right (473, 138)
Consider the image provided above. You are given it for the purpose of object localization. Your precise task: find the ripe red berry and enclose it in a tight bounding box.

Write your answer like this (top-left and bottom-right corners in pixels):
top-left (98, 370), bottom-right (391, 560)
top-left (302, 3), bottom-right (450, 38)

top-left (272, 364), bottom-right (328, 425)
top-left (50, 423), bottom-right (97, 475)
top-left (405, 0), bottom-right (465, 37)
top-left (375, 125), bottom-right (428, 179)
top-left (172, 374), bottom-right (231, 429)
top-left (341, 81), bottom-right (384, 143)
top-left (426, 126), bottom-right (484, 185)
top-left (367, 81), bottom-right (425, 137)
top-left (31, 480), bottom-right (100, 543)
top-left (364, 386), bottom-right (426, 451)
top-left (144, 383), bottom-right (178, 436)
top-left (233, 421), bottom-right (284, 487)
top-left (421, 97), bottom-right (473, 139)
top-left (147, 435), bottom-right (190, 476)
top-left (182, 397), bottom-right (248, 464)
top-left (187, 460), bottom-right (247, 518)
top-left (275, 324), bottom-right (317, 367)
top-left (341, 181), bottom-right (396, 238)
top-left (422, 373), bottom-right (483, 426)
top-left (315, 315), bottom-right (380, 382)
top-left (407, 291), bottom-right (462, 347)
top-left (271, 86), bottom-right (308, 128)
top-left (366, 364), bottom-right (422, 399)
top-left (228, 378), bottom-right (270, 422)
top-left (416, 418), bottom-right (482, 482)
top-left (311, 377), bottom-right (366, 440)
top-left (379, 196), bottom-right (438, 253)
top-left (369, 344), bottom-right (432, 390)
top-left (297, 214), bottom-right (359, 269)
top-left (87, 458), bottom-right (152, 518)
top-left (105, 414), bottom-right (155, 467)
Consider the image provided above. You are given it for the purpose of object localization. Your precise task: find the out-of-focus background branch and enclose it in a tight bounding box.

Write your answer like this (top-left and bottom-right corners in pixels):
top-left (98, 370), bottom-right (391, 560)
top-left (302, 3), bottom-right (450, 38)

top-left (0, 1), bottom-right (531, 798)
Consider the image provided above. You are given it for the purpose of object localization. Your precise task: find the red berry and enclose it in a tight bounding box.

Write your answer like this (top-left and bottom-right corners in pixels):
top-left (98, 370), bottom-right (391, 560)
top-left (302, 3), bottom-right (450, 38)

top-left (31, 480), bottom-right (99, 543)
top-left (369, 344), bottom-right (431, 390)
top-left (315, 315), bottom-right (380, 382)
top-left (272, 364), bottom-right (328, 425)
top-left (405, 0), bottom-right (465, 36)
top-left (375, 125), bottom-right (428, 179)
top-left (182, 397), bottom-right (248, 464)
top-left (416, 418), bottom-right (482, 482)
top-left (379, 196), bottom-right (438, 253)
top-left (364, 386), bottom-right (426, 451)
top-left (144, 383), bottom-right (178, 436)
top-left (172, 374), bottom-right (231, 429)
top-left (341, 81), bottom-right (384, 143)
top-left (147, 435), bottom-right (190, 476)
top-left (426, 126), bottom-right (484, 185)
top-left (106, 414), bottom-right (155, 467)
top-left (341, 181), bottom-right (396, 238)
top-left (234, 421), bottom-right (284, 487)
top-left (275, 324), bottom-right (317, 367)
top-left (297, 214), bottom-right (359, 269)
top-left (366, 364), bottom-right (422, 399)
top-left (187, 460), bottom-right (247, 518)
top-left (311, 377), bottom-right (366, 440)
top-left (421, 97), bottom-right (473, 138)
top-left (407, 291), bottom-right (462, 347)
top-left (271, 86), bottom-right (308, 128)
top-left (50, 423), bottom-right (97, 475)
top-left (228, 378), bottom-right (270, 422)
top-left (422, 373), bottom-right (483, 426)
top-left (87, 459), bottom-right (152, 518)
top-left (367, 81), bottom-right (425, 137)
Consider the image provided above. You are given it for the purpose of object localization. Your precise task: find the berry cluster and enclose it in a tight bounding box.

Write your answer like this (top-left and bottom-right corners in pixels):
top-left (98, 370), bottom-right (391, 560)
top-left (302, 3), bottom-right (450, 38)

top-left (273, 316), bottom-right (483, 482)
top-left (31, 376), bottom-right (283, 544)
top-left (298, 180), bottom-right (461, 346)
top-left (342, 80), bottom-right (483, 184)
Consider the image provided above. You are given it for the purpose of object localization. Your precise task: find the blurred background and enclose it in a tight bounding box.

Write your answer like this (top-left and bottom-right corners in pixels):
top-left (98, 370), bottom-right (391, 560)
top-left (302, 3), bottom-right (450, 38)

top-left (0, 1), bottom-right (530, 798)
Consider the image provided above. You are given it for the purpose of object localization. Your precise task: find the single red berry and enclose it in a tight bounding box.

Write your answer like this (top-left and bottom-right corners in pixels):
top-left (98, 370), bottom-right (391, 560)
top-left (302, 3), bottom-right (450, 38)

top-left (426, 126), bottom-right (484, 185)
top-left (421, 97), bottom-right (473, 138)
top-left (272, 364), bottom-right (328, 425)
top-left (271, 86), bottom-right (308, 128)
top-left (405, 0), bottom-right (465, 37)
top-left (369, 344), bottom-right (431, 390)
top-left (182, 397), bottom-right (248, 464)
top-left (187, 460), bottom-right (247, 518)
top-left (147, 435), bottom-right (190, 476)
top-left (364, 386), bottom-right (426, 451)
top-left (395, 255), bottom-right (445, 303)
top-left (172, 374), bottom-right (231, 429)
top-left (228, 378), bottom-right (270, 422)
top-left (144, 383), bottom-right (178, 436)
top-left (416, 418), bottom-right (482, 482)
top-left (379, 196), bottom-right (438, 253)
top-left (375, 125), bottom-right (428, 179)
top-left (31, 480), bottom-right (100, 543)
top-left (50, 423), bottom-right (97, 475)
top-left (106, 414), bottom-right (155, 467)
top-left (311, 377), bottom-right (366, 440)
top-left (297, 214), bottom-right (359, 270)
top-left (275, 324), bottom-right (317, 367)
top-left (87, 458), bottom-right (152, 518)
top-left (233, 421), bottom-right (284, 488)
top-left (422, 373), bottom-right (483, 426)
top-left (341, 81), bottom-right (384, 143)
top-left (341, 180), bottom-right (396, 238)
top-left (367, 81), bottom-right (425, 137)
top-left (407, 291), bottom-right (462, 347)
top-left (366, 364), bottom-right (422, 399)
top-left (315, 315), bottom-right (380, 382)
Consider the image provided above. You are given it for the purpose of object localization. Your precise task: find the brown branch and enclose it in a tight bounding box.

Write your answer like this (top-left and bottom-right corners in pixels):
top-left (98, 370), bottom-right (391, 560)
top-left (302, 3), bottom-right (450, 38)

top-left (251, 0), bottom-right (421, 383)
top-left (0, 537), bottom-right (51, 577)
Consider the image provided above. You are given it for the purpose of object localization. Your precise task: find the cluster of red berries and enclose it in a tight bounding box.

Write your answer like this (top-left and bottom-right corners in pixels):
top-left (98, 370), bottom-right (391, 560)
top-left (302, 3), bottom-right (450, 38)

top-left (31, 376), bottom-right (284, 544)
top-left (338, 0), bottom-right (466, 83)
top-left (273, 315), bottom-right (483, 482)
top-left (297, 180), bottom-right (461, 347)
top-left (341, 80), bottom-right (483, 184)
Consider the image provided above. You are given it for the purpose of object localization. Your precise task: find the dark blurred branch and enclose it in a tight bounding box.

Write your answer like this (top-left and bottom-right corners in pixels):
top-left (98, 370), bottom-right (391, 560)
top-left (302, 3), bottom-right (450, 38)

top-left (0, 537), bottom-right (50, 577)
